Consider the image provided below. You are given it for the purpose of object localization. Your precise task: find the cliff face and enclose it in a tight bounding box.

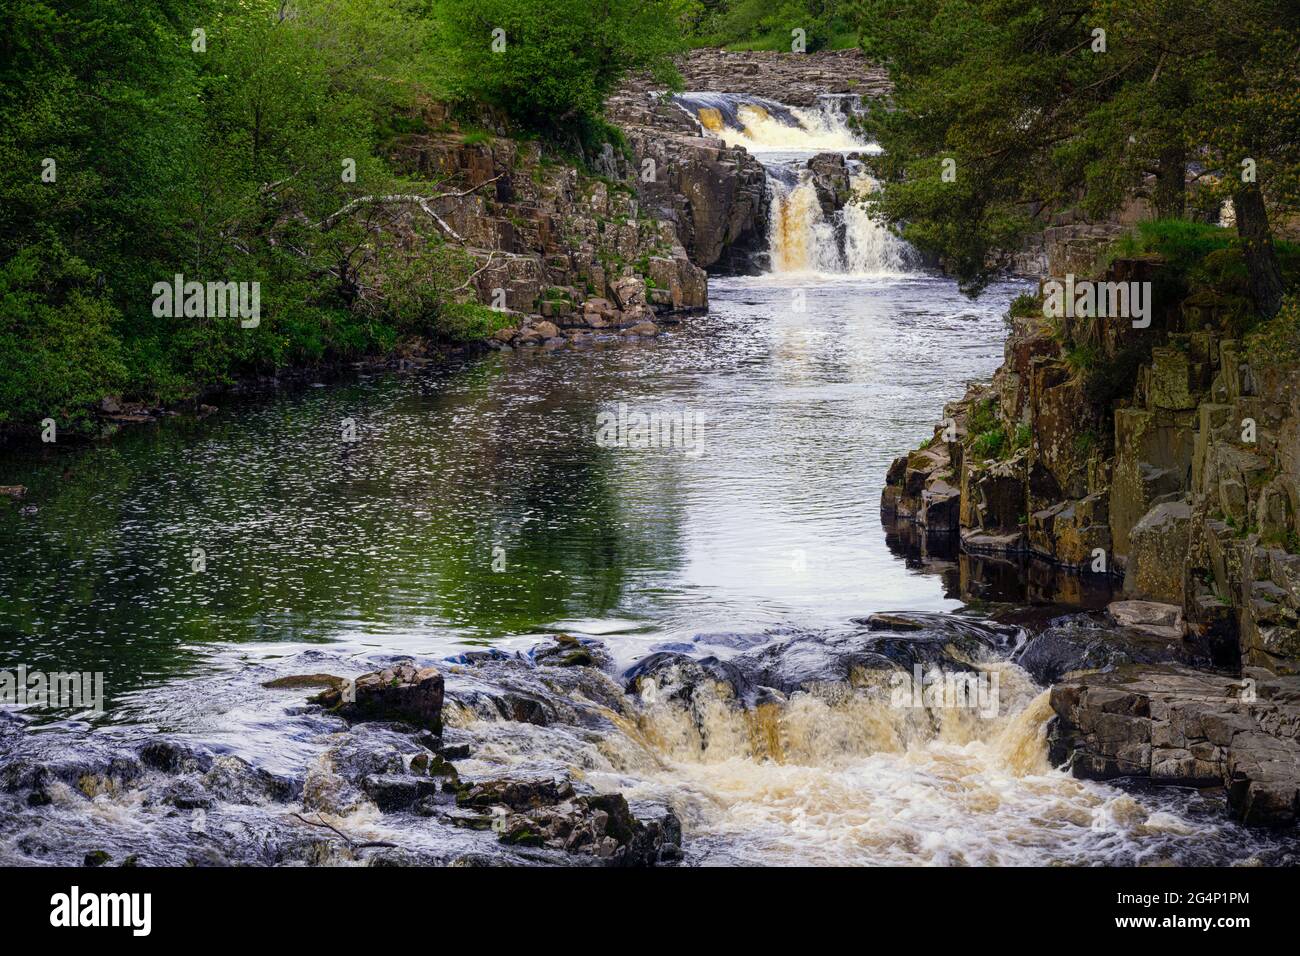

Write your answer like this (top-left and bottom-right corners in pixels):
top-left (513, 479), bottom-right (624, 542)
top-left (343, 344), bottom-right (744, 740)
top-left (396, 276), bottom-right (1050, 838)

top-left (605, 91), bottom-right (770, 274)
top-left (384, 101), bottom-right (710, 348)
top-left (388, 48), bottom-right (896, 343)
top-left (625, 47), bottom-right (891, 108)
top-left (882, 258), bottom-right (1300, 676)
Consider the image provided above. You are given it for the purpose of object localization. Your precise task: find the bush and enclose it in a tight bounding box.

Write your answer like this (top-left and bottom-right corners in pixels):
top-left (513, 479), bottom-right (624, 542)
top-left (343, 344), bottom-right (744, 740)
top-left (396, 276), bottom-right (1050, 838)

top-left (972, 427), bottom-right (1006, 460)
top-left (0, 248), bottom-right (126, 434)
top-left (1246, 294), bottom-right (1300, 370)
top-left (1009, 292), bottom-right (1040, 317)
top-left (437, 0), bottom-right (683, 142)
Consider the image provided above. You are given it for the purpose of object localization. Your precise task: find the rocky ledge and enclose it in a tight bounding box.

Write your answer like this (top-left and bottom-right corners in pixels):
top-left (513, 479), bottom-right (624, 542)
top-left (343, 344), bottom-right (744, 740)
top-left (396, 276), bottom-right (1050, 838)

top-left (882, 256), bottom-right (1300, 674)
top-left (622, 48), bottom-right (891, 108)
top-left (1049, 665), bottom-right (1300, 826)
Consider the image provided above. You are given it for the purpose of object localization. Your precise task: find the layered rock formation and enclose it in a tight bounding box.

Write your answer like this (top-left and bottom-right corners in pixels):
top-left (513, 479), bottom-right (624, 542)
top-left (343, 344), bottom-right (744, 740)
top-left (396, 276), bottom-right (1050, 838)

top-left (623, 48), bottom-right (890, 108)
top-left (882, 257), bottom-right (1300, 677)
top-left (385, 105), bottom-right (709, 349)
top-left (604, 91), bottom-right (770, 274)
top-left (881, 249), bottom-right (1300, 823)
top-left (1049, 665), bottom-right (1300, 826)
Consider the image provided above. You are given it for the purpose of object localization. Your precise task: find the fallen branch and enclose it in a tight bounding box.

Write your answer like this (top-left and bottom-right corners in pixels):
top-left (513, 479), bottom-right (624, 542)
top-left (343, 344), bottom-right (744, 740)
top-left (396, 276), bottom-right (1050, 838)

top-left (290, 811), bottom-right (397, 850)
top-left (452, 249), bottom-right (501, 293)
top-left (314, 175), bottom-right (503, 243)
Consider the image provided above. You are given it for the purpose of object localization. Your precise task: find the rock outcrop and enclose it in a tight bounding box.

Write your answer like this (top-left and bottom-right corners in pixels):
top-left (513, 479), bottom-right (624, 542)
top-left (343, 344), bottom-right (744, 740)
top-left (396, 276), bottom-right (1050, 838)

top-left (605, 91), bottom-right (770, 274)
top-left (623, 48), bottom-right (891, 108)
top-left (882, 256), bottom-right (1300, 676)
top-left (1049, 665), bottom-right (1300, 826)
top-left (382, 100), bottom-right (710, 350)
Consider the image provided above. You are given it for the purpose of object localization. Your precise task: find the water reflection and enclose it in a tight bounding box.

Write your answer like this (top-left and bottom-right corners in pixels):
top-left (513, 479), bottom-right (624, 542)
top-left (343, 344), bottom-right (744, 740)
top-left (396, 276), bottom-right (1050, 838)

top-left (0, 274), bottom-right (1031, 715)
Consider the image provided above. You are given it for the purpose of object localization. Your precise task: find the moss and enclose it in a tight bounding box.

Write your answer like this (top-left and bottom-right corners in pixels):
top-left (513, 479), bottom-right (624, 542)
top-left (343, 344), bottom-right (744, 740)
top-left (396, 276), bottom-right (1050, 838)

top-left (499, 827), bottom-right (544, 847)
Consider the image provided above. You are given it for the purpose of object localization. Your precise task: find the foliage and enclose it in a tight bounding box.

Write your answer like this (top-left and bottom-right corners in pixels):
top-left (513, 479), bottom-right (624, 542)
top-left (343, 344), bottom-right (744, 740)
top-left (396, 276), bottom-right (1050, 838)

top-left (2, 0), bottom-right (624, 438)
top-left (1245, 294), bottom-right (1300, 370)
top-left (854, 0), bottom-right (1300, 302)
top-left (971, 427), bottom-right (1006, 459)
top-left (436, 0), bottom-right (685, 145)
top-left (686, 0), bottom-right (857, 50)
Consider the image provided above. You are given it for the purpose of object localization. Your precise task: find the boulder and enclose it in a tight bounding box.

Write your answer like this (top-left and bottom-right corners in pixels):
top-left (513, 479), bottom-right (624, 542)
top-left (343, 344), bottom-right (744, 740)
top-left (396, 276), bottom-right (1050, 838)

top-left (311, 662), bottom-right (444, 734)
top-left (1123, 500), bottom-right (1193, 604)
top-left (1107, 599), bottom-right (1183, 637)
top-left (1049, 665), bottom-right (1300, 826)
top-left (1015, 620), bottom-right (1206, 685)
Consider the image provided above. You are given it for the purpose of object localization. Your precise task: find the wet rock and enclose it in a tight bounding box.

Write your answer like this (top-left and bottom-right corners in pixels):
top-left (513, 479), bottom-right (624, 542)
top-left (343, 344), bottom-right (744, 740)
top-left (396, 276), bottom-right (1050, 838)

top-left (138, 739), bottom-right (215, 775)
top-left (1049, 665), bottom-right (1300, 826)
top-left (84, 850), bottom-right (111, 867)
top-left (457, 776), bottom-right (576, 812)
top-left (496, 791), bottom-right (682, 866)
top-left (445, 653), bottom-right (626, 728)
top-left (201, 755), bottom-right (297, 805)
top-left (625, 320), bottom-right (659, 337)
top-left (263, 673), bottom-right (347, 692)
top-left (362, 774), bottom-right (440, 813)
top-left (807, 152), bottom-right (850, 216)
top-left (1107, 600), bottom-right (1183, 638)
top-left (1015, 620), bottom-right (1207, 685)
top-left (628, 618), bottom-right (1014, 704)
top-left (625, 653), bottom-right (755, 706)
top-left (159, 777), bottom-right (215, 810)
top-left (531, 634), bottom-right (613, 671)
top-left (311, 662), bottom-right (444, 734)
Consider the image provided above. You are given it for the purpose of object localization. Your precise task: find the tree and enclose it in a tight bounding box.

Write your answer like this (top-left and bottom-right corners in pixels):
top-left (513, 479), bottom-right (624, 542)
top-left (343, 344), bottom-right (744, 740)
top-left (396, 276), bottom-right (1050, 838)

top-left (854, 0), bottom-right (1299, 312)
top-left (434, 0), bottom-right (684, 144)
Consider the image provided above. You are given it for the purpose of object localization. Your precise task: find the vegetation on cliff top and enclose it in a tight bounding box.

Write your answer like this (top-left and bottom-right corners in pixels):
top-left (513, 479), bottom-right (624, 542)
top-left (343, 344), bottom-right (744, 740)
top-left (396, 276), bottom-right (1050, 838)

top-left (680, 0), bottom-right (858, 51)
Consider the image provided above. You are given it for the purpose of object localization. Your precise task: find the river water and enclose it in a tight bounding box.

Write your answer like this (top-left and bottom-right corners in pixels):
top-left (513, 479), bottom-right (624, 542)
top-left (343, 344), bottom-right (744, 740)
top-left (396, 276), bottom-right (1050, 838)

top-left (0, 96), bottom-right (1294, 867)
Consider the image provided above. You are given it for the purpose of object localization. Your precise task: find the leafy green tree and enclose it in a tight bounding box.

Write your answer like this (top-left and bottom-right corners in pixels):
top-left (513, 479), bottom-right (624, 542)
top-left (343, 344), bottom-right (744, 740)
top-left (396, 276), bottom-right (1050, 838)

top-left (854, 0), bottom-right (1299, 313)
top-left (435, 0), bottom-right (684, 143)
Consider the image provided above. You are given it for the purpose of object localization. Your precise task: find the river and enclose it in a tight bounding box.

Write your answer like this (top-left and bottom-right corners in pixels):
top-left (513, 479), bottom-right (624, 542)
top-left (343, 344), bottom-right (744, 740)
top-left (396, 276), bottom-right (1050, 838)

top-left (0, 95), bottom-right (1294, 867)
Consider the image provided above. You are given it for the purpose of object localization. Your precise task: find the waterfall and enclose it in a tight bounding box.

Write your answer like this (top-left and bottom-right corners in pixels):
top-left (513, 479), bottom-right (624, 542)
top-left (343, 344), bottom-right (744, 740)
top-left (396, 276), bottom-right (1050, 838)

top-left (674, 91), bottom-right (914, 277)
top-left (769, 172), bottom-right (910, 276)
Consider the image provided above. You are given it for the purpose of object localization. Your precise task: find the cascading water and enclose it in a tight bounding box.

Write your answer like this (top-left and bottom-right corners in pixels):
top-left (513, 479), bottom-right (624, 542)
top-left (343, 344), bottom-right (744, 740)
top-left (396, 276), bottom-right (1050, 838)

top-left (674, 92), bottom-right (912, 277)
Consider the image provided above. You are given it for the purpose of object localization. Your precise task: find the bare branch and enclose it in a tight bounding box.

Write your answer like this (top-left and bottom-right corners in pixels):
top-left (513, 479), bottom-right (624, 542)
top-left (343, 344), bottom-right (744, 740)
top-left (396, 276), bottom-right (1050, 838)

top-left (312, 176), bottom-right (503, 242)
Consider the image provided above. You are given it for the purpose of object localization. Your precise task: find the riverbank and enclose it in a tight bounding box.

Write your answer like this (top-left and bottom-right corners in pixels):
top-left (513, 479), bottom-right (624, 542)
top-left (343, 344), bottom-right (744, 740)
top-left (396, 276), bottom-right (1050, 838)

top-left (882, 223), bottom-right (1300, 825)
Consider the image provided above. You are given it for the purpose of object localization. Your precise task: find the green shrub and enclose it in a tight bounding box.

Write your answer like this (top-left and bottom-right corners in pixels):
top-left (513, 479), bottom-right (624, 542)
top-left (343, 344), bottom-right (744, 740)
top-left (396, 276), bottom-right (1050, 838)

top-left (436, 302), bottom-right (511, 342)
top-left (1009, 292), bottom-right (1040, 317)
top-left (0, 249), bottom-right (126, 434)
top-left (972, 427), bottom-right (1006, 460)
top-left (967, 397), bottom-right (1000, 436)
top-left (437, 0), bottom-right (684, 142)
